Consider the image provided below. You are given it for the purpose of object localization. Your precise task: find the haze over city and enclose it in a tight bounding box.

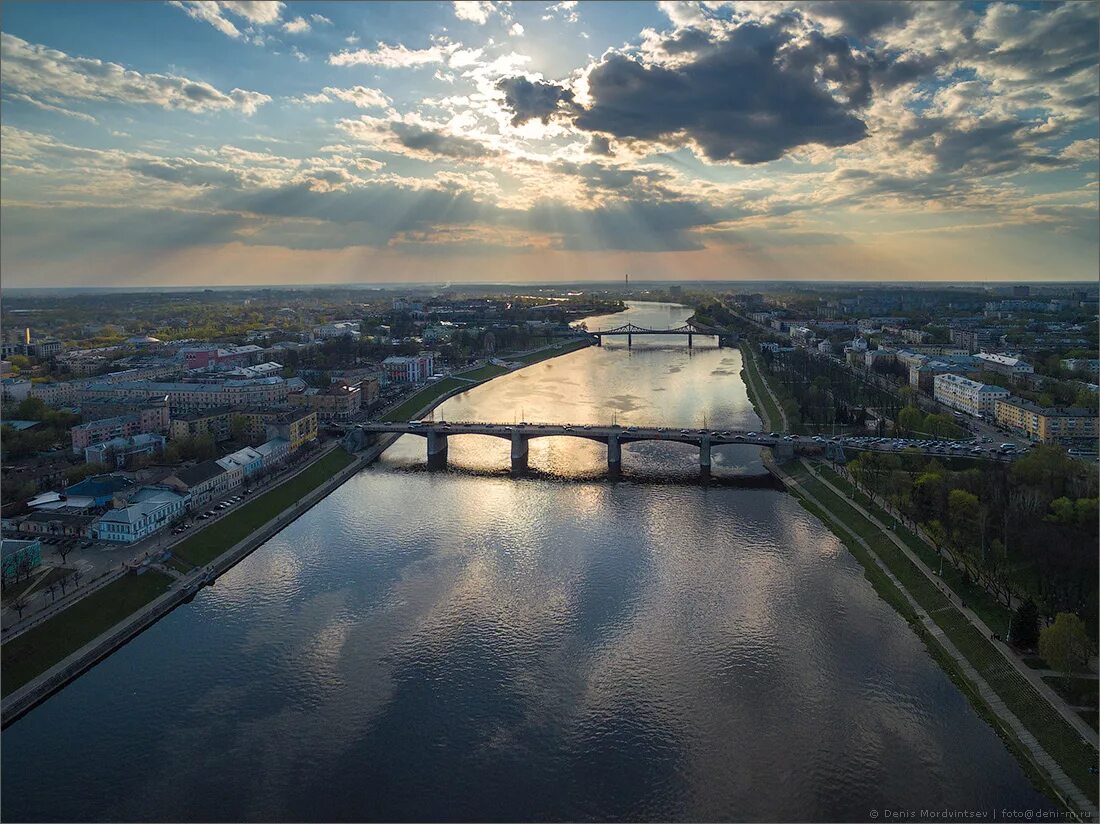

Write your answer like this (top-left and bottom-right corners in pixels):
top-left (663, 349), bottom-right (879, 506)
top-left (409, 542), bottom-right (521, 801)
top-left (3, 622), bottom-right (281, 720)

top-left (2, 0), bottom-right (1098, 287)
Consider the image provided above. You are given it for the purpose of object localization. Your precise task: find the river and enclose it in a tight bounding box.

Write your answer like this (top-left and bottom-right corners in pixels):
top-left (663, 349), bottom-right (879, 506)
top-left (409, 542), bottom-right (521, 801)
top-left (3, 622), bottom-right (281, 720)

top-left (1, 302), bottom-right (1053, 821)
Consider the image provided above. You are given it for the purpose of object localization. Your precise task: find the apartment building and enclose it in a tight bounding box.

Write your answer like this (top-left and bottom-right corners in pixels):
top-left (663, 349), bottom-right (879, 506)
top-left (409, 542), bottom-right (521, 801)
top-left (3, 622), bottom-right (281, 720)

top-left (77, 377), bottom-right (289, 413)
top-left (260, 408), bottom-right (318, 450)
top-left (289, 384), bottom-right (361, 421)
top-left (169, 407), bottom-right (234, 442)
top-left (975, 352), bottom-right (1034, 379)
top-left (85, 433), bottom-right (167, 467)
top-left (71, 405), bottom-right (170, 454)
top-left (933, 373), bottom-right (1010, 418)
top-left (994, 398), bottom-right (1099, 444)
top-left (383, 354), bottom-right (435, 383)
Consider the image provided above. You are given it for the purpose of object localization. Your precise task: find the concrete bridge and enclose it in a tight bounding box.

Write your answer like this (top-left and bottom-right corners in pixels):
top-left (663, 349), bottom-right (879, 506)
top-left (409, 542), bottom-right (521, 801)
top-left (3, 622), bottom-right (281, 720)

top-left (347, 421), bottom-right (1021, 475)
top-left (585, 322), bottom-right (738, 349)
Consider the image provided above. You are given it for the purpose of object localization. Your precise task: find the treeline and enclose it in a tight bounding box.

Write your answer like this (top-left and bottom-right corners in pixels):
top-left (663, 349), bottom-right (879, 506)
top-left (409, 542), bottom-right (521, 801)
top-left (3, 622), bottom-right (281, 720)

top-left (0, 398), bottom-right (80, 460)
top-left (845, 445), bottom-right (1098, 631)
top-left (761, 347), bottom-right (905, 431)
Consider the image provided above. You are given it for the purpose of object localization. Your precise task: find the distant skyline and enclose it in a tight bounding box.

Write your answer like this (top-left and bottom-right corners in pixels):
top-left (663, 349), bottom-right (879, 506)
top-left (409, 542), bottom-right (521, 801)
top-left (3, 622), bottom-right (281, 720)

top-left (1, 0), bottom-right (1098, 286)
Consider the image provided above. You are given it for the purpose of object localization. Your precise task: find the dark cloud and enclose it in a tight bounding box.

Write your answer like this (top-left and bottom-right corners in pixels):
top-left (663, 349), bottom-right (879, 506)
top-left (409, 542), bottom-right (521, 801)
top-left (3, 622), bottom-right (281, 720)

top-left (390, 122), bottom-right (496, 159)
top-left (805, 1), bottom-right (915, 38)
top-left (128, 158), bottom-right (243, 188)
top-left (0, 205), bottom-right (249, 261)
top-left (495, 76), bottom-right (576, 126)
top-left (588, 135), bottom-right (613, 156)
top-left (897, 117), bottom-right (1071, 177)
top-left (506, 20), bottom-right (872, 164)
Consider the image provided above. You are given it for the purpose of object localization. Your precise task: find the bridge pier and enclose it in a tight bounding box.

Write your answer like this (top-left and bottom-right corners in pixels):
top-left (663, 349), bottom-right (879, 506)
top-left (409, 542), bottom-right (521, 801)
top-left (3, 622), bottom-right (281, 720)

top-left (427, 431), bottom-right (448, 470)
top-left (699, 435), bottom-right (711, 477)
top-left (607, 433), bottom-right (622, 477)
top-left (627, 333), bottom-right (632, 348)
top-left (595, 335), bottom-right (602, 347)
top-left (772, 440), bottom-right (794, 463)
top-left (510, 431), bottom-right (529, 473)
top-left (687, 332), bottom-right (693, 350)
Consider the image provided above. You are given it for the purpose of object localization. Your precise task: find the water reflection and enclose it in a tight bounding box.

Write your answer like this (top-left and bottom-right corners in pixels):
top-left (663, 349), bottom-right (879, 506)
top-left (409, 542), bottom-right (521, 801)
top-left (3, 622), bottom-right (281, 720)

top-left (0, 302), bottom-right (1054, 822)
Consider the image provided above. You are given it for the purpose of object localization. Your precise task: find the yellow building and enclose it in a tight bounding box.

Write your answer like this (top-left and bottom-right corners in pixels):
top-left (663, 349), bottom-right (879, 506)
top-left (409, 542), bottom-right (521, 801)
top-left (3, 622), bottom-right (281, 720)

top-left (995, 398), bottom-right (1098, 444)
top-left (236, 407), bottom-right (318, 450)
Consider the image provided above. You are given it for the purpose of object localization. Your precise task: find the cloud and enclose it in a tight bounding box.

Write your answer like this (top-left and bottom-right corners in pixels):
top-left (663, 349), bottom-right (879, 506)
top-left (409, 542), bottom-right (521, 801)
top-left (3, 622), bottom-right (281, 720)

top-left (5, 92), bottom-right (98, 123)
top-left (510, 23), bottom-right (525, 37)
top-left (321, 86), bottom-right (391, 109)
top-left (329, 42), bottom-right (446, 68)
top-left (169, 1), bottom-right (285, 39)
top-left (542, 1), bottom-right (578, 23)
top-left (496, 76), bottom-right (576, 126)
top-left (282, 16), bottom-right (310, 34)
top-left (452, 1), bottom-right (498, 25)
top-left (0, 33), bottom-right (271, 114)
top-left (310, 13), bottom-right (333, 25)
top-left (497, 18), bottom-right (874, 164)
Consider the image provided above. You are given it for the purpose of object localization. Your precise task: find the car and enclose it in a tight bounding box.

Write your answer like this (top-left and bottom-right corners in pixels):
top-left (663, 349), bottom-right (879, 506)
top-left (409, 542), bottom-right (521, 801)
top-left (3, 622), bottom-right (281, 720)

top-left (769, 432), bottom-right (779, 438)
top-left (198, 514), bottom-right (210, 520)
top-left (747, 432), bottom-right (758, 437)
top-left (734, 435), bottom-right (745, 442)
top-left (80, 540), bottom-right (93, 548)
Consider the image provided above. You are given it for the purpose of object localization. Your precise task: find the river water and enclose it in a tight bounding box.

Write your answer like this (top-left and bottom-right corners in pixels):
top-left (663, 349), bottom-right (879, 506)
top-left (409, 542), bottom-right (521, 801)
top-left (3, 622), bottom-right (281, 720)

top-left (1, 302), bottom-right (1052, 821)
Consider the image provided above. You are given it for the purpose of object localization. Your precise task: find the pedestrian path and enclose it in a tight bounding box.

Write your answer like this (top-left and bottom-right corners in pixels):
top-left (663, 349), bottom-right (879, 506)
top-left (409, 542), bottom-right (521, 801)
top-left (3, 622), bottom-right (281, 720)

top-left (805, 459), bottom-right (1099, 749)
top-left (774, 459), bottom-right (1097, 819)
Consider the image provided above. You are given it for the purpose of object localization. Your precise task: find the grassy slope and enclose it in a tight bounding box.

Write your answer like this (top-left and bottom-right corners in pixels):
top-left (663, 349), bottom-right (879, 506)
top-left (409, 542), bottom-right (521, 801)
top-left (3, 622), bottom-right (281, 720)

top-left (788, 461), bottom-right (1098, 806)
top-left (172, 449), bottom-right (354, 566)
top-left (2, 571), bottom-right (173, 696)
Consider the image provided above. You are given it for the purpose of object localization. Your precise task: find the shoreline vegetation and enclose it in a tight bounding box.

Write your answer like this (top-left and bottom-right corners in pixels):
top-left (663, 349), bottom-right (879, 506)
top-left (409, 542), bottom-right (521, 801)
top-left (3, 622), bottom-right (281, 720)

top-left (1, 336), bottom-right (595, 715)
top-left (741, 341), bottom-right (1098, 815)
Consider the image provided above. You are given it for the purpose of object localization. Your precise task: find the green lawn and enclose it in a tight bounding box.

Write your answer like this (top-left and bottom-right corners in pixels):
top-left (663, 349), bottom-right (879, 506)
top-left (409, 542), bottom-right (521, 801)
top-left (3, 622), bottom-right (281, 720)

top-left (787, 460), bottom-right (1098, 806)
top-left (381, 378), bottom-right (470, 422)
top-left (739, 344), bottom-right (783, 431)
top-left (512, 338), bottom-right (590, 364)
top-left (172, 449), bottom-right (354, 567)
top-left (2, 571), bottom-right (173, 697)
top-left (456, 363), bottom-right (509, 381)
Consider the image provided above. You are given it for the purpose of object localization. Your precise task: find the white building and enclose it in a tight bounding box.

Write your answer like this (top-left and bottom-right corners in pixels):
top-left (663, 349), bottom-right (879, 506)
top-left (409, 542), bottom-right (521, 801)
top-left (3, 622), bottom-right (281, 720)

top-left (92, 487), bottom-right (187, 543)
top-left (974, 352), bottom-right (1034, 378)
top-left (383, 354), bottom-right (435, 383)
top-left (254, 437), bottom-right (290, 470)
top-left (313, 322), bottom-right (360, 340)
top-left (217, 445), bottom-right (265, 478)
top-left (933, 373), bottom-right (1010, 418)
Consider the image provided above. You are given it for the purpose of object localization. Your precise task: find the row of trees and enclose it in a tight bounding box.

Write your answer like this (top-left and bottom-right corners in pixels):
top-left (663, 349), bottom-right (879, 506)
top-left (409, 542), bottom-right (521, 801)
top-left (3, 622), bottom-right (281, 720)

top-left (844, 445), bottom-right (1098, 632)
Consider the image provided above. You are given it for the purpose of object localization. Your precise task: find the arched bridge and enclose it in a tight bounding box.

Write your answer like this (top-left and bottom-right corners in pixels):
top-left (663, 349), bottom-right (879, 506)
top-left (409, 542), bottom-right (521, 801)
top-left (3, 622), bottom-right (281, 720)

top-left (347, 421), bottom-right (1020, 475)
top-left (585, 322), bottom-right (738, 348)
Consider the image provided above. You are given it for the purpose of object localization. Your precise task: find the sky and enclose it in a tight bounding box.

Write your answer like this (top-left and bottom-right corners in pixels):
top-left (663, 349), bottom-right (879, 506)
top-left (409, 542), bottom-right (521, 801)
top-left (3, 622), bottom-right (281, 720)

top-left (1, 0), bottom-right (1098, 287)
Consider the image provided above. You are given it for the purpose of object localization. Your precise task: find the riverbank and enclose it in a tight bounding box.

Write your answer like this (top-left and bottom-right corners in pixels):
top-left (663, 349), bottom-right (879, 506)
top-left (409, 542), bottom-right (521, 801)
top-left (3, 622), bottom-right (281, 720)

top-left (1, 337), bottom-right (593, 724)
top-left (738, 341), bottom-right (787, 432)
top-left (763, 452), bottom-right (1098, 815)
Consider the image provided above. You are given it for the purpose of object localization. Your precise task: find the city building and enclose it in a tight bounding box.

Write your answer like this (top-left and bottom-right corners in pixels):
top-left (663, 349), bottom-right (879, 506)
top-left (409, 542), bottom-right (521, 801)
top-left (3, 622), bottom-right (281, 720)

top-left (260, 408), bottom-right (318, 451)
top-left (933, 373), bottom-right (1010, 418)
top-left (71, 406), bottom-right (171, 454)
top-left (974, 352), bottom-right (1034, 379)
top-left (163, 460), bottom-right (231, 510)
top-left (312, 322), bottom-right (361, 339)
top-left (84, 433), bottom-right (167, 467)
top-left (1062, 358), bottom-right (1100, 375)
top-left (92, 487), bottom-right (187, 543)
top-left (994, 398), bottom-right (1099, 444)
top-left (169, 407), bottom-right (234, 442)
top-left (288, 385), bottom-right (361, 421)
top-left (64, 474), bottom-right (135, 507)
top-left (383, 354), bottom-right (435, 383)
top-left (17, 511), bottom-right (96, 539)
top-left (217, 446), bottom-right (265, 478)
top-left (180, 344), bottom-right (265, 369)
top-left (2, 538), bottom-right (42, 586)
top-left (1, 377), bottom-right (31, 402)
top-left (77, 377), bottom-right (289, 413)
top-left (254, 437), bottom-right (290, 470)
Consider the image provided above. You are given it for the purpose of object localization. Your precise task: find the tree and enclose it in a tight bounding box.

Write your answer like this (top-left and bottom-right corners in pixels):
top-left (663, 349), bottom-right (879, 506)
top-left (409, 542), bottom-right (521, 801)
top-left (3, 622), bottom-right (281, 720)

top-left (897, 405), bottom-right (923, 436)
top-left (1038, 613), bottom-right (1091, 674)
top-left (1009, 600), bottom-right (1040, 649)
top-left (10, 592), bottom-right (28, 620)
